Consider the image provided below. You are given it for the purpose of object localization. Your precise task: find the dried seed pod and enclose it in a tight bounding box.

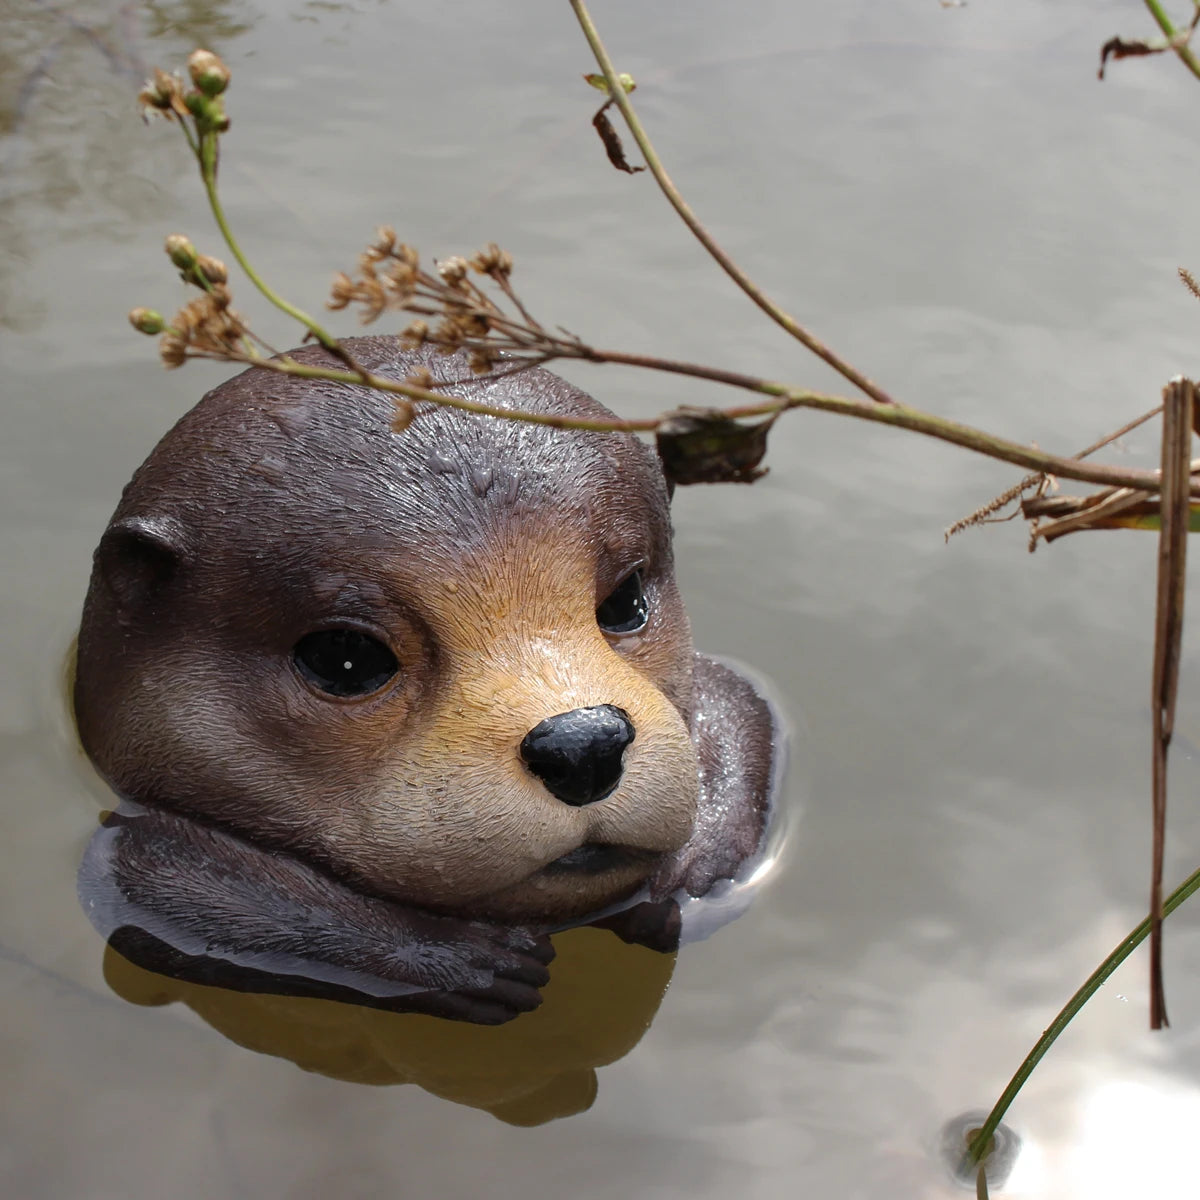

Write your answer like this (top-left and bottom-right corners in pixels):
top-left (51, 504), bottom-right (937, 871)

top-left (470, 243), bottom-right (514, 279)
top-left (164, 234), bottom-right (198, 272)
top-left (128, 308), bottom-right (166, 335)
top-left (328, 272), bottom-right (357, 311)
top-left (160, 333), bottom-right (188, 369)
top-left (195, 255), bottom-right (228, 285)
top-left (188, 49), bottom-right (231, 97)
top-left (438, 256), bottom-right (469, 286)
top-left (400, 320), bottom-right (429, 348)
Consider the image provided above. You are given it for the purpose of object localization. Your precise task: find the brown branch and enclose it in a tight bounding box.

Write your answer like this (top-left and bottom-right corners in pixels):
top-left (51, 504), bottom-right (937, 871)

top-left (1099, 5), bottom-right (1200, 80)
top-left (1023, 454), bottom-right (1200, 543)
top-left (1028, 484), bottom-right (1165, 544)
top-left (1149, 377), bottom-right (1193, 1029)
top-left (947, 403), bottom-right (1165, 539)
top-left (180, 335), bottom-right (1200, 498)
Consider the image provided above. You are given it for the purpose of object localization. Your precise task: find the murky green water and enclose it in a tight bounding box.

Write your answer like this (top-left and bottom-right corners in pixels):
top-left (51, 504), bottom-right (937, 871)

top-left (6, 1), bottom-right (1200, 1195)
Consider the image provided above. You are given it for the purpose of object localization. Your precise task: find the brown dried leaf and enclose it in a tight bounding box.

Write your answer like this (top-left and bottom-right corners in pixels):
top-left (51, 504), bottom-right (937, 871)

top-left (655, 407), bottom-right (778, 486)
top-left (592, 102), bottom-right (644, 175)
top-left (1099, 35), bottom-right (1169, 79)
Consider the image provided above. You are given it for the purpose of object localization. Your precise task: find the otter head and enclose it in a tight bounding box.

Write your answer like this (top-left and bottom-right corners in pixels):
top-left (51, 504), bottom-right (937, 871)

top-left (74, 338), bottom-right (700, 923)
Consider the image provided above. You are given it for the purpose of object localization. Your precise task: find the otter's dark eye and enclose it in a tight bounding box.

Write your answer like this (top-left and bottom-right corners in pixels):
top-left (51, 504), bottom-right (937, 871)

top-left (597, 570), bottom-right (648, 634)
top-left (293, 630), bottom-right (398, 697)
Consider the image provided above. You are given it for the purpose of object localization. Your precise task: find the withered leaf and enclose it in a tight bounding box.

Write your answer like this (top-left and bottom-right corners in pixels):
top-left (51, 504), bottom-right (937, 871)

top-left (1098, 35), bottom-right (1169, 80)
top-left (592, 101), bottom-right (644, 175)
top-left (656, 407), bottom-right (778, 486)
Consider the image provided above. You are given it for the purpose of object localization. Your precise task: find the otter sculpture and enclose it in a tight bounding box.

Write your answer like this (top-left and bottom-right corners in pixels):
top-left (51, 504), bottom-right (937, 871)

top-left (75, 336), bottom-right (782, 1024)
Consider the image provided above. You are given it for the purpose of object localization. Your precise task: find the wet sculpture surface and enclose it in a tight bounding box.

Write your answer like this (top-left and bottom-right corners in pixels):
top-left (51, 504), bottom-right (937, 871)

top-left (75, 337), bottom-right (783, 1025)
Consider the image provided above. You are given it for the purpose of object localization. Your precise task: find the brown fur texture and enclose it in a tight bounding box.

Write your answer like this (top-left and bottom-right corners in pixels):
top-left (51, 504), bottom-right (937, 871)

top-left (75, 338), bottom-right (780, 1022)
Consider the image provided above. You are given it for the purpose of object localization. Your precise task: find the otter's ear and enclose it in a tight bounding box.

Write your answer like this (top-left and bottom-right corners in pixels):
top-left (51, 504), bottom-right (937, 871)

top-left (95, 515), bottom-right (188, 609)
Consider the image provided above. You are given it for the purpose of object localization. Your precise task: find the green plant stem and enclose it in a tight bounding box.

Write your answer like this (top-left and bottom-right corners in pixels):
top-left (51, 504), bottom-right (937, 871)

top-left (567, 0), bottom-right (899, 409)
top-left (196, 131), bottom-right (342, 354)
top-left (223, 348), bottom-right (1199, 496)
top-left (966, 862), bottom-right (1200, 1167)
top-left (1143, 0), bottom-right (1200, 80)
top-left (178, 119), bottom-right (200, 158)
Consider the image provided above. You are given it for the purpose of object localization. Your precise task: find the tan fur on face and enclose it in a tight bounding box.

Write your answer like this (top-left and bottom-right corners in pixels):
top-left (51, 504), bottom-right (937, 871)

top-left (75, 340), bottom-right (701, 925)
top-left (112, 528), bottom-right (699, 924)
top-left (300, 532), bottom-right (699, 922)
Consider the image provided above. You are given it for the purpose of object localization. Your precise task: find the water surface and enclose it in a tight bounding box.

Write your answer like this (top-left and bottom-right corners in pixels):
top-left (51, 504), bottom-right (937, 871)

top-left (5, 1), bottom-right (1200, 1196)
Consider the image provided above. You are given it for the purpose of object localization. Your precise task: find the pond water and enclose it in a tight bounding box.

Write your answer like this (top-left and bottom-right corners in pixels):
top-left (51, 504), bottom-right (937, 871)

top-left (5, 0), bottom-right (1200, 1196)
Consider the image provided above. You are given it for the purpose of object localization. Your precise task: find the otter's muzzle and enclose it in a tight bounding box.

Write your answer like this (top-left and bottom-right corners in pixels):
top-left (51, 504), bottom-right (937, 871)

top-left (519, 705), bottom-right (635, 807)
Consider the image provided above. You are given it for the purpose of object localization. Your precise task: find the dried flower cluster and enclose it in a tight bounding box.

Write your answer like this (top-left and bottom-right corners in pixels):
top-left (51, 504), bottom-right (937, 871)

top-left (128, 235), bottom-right (248, 368)
top-left (329, 227), bottom-right (584, 376)
top-left (138, 49), bottom-right (231, 132)
top-left (138, 69), bottom-right (190, 120)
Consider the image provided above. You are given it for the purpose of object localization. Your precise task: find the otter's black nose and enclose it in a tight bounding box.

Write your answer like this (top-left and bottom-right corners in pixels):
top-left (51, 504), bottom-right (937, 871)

top-left (519, 705), bottom-right (635, 807)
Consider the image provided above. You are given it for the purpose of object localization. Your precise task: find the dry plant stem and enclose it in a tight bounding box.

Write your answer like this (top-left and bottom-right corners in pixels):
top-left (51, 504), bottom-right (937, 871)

top-left (173, 59), bottom-right (1188, 496)
top-left (1148, 377), bottom-right (1194, 1028)
top-left (217, 345), bottom-right (1200, 496)
top-left (600, 352), bottom-right (1196, 493)
top-left (966, 860), bottom-right (1200, 1171)
top-left (1026, 454), bottom-right (1200, 544)
top-left (494, 273), bottom-right (543, 331)
top-left (1143, 0), bottom-right (1200, 80)
top-left (567, 0), bottom-right (899, 409)
top-left (947, 402), bottom-right (1165, 539)
top-left (201, 353), bottom-right (661, 432)
top-left (1073, 402), bottom-right (1167, 460)
top-left (1032, 489), bottom-right (1151, 543)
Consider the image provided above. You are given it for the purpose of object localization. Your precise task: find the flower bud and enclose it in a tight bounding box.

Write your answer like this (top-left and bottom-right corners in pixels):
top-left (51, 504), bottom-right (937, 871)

top-left (188, 49), bottom-right (231, 97)
top-left (138, 70), bottom-right (186, 117)
top-left (160, 333), bottom-right (188, 369)
top-left (195, 255), bottom-right (228, 285)
top-left (138, 82), bottom-right (172, 112)
top-left (184, 91), bottom-right (210, 119)
top-left (165, 234), bottom-right (198, 271)
top-left (438, 256), bottom-right (469, 286)
top-left (469, 243), bottom-right (513, 278)
top-left (183, 90), bottom-right (230, 133)
top-left (399, 319), bottom-right (429, 348)
top-left (128, 308), bottom-right (166, 335)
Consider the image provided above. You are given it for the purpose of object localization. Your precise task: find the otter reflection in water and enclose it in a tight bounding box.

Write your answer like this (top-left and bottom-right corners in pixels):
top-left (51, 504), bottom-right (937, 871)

top-left (74, 337), bottom-right (785, 1051)
top-left (101, 926), bottom-right (676, 1125)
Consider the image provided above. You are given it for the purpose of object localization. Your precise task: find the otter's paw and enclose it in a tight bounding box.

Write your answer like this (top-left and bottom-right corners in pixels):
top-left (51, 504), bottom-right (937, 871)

top-left (390, 915), bottom-right (555, 1025)
top-left (79, 805), bottom-right (558, 1026)
top-left (590, 899), bottom-right (682, 954)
